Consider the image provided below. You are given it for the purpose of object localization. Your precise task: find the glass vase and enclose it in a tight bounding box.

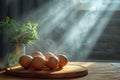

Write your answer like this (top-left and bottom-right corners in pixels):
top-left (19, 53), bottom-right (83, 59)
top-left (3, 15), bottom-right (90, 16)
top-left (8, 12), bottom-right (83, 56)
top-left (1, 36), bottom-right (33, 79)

top-left (7, 44), bottom-right (25, 66)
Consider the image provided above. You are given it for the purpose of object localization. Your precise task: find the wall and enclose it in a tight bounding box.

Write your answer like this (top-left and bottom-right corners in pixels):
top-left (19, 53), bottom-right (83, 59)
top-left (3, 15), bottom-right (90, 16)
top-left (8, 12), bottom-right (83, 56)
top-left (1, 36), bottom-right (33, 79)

top-left (88, 11), bottom-right (120, 61)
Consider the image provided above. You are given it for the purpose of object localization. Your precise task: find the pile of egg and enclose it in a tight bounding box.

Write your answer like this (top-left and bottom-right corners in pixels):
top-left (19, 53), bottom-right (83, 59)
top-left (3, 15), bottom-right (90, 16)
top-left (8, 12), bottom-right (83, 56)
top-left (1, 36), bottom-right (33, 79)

top-left (19, 51), bottom-right (68, 70)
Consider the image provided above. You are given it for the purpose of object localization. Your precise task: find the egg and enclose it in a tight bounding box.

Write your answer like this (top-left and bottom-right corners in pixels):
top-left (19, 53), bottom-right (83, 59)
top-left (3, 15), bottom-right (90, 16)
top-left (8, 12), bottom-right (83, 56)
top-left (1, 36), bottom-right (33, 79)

top-left (44, 52), bottom-right (55, 60)
top-left (19, 55), bottom-right (33, 69)
top-left (46, 56), bottom-right (59, 70)
top-left (32, 51), bottom-right (46, 60)
top-left (32, 51), bottom-right (44, 57)
top-left (30, 56), bottom-right (46, 70)
top-left (56, 54), bottom-right (68, 68)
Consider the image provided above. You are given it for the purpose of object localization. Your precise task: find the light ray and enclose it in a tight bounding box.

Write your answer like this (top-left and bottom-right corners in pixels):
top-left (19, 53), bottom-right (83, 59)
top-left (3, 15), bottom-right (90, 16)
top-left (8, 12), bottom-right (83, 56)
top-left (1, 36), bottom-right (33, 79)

top-left (23, 0), bottom-right (120, 61)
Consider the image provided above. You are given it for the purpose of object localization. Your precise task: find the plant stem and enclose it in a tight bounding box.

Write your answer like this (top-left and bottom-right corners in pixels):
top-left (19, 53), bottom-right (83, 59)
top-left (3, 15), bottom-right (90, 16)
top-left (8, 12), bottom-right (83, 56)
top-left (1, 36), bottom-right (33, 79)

top-left (15, 44), bottom-right (20, 55)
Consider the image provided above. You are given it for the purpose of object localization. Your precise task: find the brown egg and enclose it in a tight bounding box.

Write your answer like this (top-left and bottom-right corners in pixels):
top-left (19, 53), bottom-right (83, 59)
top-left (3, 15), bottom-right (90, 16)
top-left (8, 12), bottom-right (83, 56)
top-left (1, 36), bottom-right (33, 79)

top-left (56, 54), bottom-right (68, 68)
top-left (32, 51), bottom-right (46, 60)
top-left (44, 52), bottom-right (55, 60)
top-left (19, 55), bottom-right (33, 69)
top-left (32, 51), bottom-right (43, 57)
top-left (30, 56), bottom-right (46, 70)
top-left (46, 56), bottom-right (59, 70)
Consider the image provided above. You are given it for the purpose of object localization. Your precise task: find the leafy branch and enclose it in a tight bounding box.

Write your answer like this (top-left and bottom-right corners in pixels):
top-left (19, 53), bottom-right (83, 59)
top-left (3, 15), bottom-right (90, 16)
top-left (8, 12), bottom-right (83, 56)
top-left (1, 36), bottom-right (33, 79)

top-left (0, 17), bottom-right (39, 46)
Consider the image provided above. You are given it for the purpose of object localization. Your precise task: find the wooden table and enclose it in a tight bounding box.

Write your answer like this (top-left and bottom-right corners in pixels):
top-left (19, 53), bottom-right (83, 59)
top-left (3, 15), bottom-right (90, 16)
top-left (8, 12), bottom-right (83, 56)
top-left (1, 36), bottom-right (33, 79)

top-left (0, 62), bottom-right (120, 80)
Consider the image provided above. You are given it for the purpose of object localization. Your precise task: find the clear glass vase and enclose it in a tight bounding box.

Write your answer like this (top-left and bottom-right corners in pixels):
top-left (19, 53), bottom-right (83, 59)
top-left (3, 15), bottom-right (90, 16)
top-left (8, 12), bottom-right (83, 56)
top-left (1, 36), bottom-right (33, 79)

top-left (7, 44), bottom-right (25, 66)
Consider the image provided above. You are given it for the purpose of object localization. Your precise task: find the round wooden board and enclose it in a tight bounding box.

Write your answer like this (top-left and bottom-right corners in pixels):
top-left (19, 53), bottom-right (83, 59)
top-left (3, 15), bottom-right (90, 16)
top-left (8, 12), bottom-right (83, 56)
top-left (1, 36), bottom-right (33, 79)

top-left (4, 63), bottom-right (88, 79)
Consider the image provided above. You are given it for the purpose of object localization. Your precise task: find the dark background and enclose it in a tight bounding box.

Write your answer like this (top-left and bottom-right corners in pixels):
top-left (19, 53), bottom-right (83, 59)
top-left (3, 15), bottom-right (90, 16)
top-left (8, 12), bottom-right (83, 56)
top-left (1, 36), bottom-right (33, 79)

top-left (0, 0), bottom-right (120, 62)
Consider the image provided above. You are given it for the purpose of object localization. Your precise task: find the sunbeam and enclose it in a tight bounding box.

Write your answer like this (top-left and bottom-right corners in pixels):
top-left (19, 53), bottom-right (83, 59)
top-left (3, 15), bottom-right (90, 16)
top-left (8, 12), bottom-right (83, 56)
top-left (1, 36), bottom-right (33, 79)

top-left (22, 0), bottom-right (120, 61)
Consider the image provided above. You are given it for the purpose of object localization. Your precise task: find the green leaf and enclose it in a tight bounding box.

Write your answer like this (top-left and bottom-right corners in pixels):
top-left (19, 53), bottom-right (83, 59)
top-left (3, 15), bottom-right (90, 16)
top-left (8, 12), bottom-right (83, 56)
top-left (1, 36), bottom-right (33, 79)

top-left (0, 17), bottom-right (39, 45)
top-left (6, 16), bottom-right (10, 23)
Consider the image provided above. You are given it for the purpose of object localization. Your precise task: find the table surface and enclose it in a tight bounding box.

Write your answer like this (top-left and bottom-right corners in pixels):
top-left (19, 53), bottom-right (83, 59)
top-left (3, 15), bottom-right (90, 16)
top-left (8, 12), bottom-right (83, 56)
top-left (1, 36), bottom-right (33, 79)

top-left (0, 62), bottom-right (120, 80)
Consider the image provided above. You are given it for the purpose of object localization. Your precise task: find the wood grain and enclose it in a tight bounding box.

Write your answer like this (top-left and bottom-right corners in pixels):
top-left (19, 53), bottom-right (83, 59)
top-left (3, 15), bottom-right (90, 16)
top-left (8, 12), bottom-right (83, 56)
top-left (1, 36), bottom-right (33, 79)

top-left (4, 62), bottom-right (88, 79)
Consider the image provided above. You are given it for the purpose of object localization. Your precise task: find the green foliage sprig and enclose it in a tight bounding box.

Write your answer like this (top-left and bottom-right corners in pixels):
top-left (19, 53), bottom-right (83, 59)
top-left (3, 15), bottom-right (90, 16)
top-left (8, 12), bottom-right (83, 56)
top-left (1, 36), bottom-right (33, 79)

top-left (0, 17), bottom-right (39, 45)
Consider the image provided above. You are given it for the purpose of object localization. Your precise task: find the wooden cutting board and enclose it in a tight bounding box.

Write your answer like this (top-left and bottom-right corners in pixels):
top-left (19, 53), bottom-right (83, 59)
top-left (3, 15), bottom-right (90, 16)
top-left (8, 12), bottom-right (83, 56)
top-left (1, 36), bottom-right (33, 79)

top-left (4, 62), bottom-right (88, 79)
